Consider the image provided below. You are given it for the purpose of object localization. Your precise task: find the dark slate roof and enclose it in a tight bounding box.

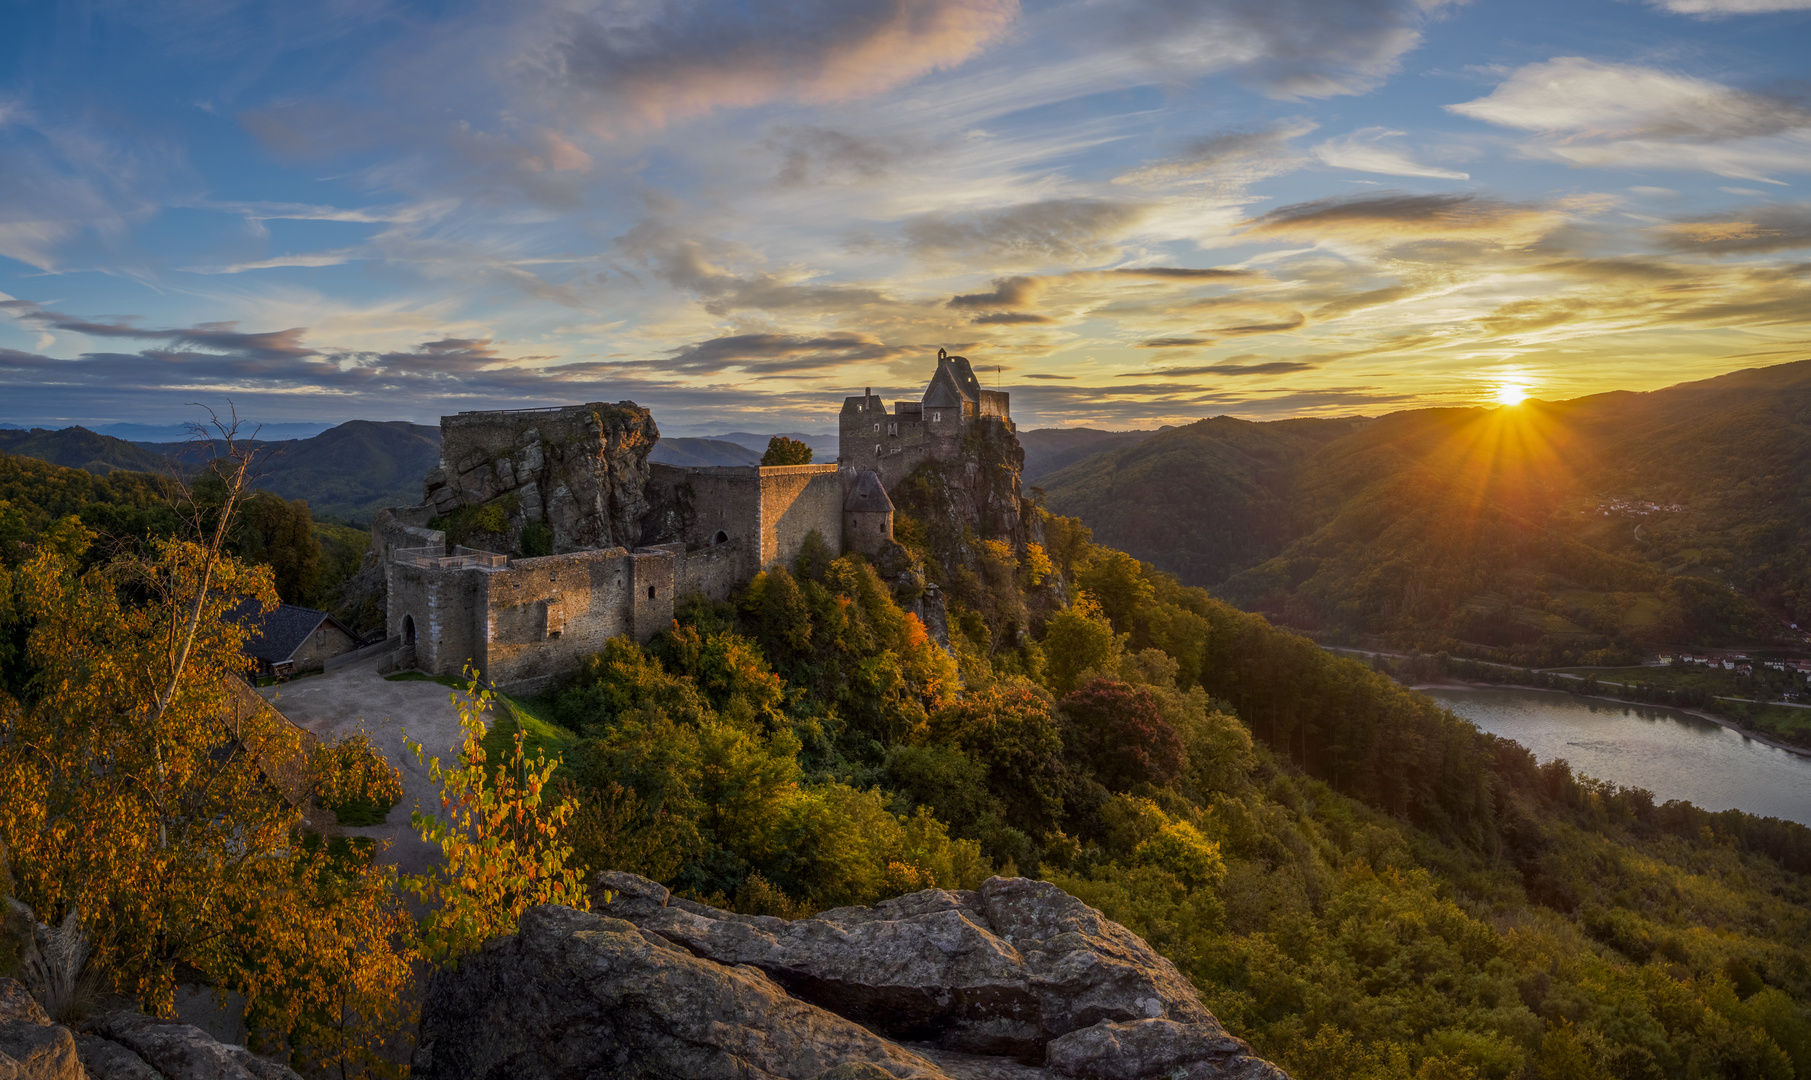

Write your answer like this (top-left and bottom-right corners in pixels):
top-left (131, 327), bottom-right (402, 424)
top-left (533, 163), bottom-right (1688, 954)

top-left (844, 470), bottom-right (895, 513)
top-left (945, 353), bottom-right (982, 401)
top-left (922, 366), bottom-right (966, 409)
top-left (228, 600), bottom-right (342, 663)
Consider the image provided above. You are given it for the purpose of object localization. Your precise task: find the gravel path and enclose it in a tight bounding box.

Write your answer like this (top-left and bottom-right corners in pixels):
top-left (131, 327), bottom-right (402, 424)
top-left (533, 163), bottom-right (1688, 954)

top-left (259, 653), bottom-right (481, 877)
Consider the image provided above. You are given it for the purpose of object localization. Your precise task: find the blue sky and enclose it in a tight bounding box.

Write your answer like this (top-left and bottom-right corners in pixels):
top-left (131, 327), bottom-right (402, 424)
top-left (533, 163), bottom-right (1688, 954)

top-left (2, 0), bottom-right (1808, 434)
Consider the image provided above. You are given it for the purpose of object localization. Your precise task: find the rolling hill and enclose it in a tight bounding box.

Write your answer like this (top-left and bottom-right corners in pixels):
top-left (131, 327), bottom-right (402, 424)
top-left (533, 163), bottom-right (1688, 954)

top-left (1040, 359), bottom-right (1811, 656)
top-left (0, 426), bottom-right (171, 475)
top-left (1018, 427), bottom-right (1160, 484)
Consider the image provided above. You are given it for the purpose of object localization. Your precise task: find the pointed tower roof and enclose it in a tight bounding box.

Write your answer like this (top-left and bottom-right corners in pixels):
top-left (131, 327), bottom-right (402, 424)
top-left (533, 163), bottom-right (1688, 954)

top-left (923, 369), bottom-right (965, 408)
top-left (944, 352), bottom-right (982, 402)
top-left (843, 470), bottom-right (895, 513)
top-left (923, 347), bottom-right (978, 409)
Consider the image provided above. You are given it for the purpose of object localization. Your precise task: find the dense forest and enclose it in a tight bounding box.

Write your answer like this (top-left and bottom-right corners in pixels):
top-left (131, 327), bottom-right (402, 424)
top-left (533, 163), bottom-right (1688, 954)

top-left (1041, 359), bottom-right (1811, 663)
top-left (4, 442), bottom-right (1811, 1079)
top-left (491, 499), bottom-right (1811, 1080)
top-left (0, 451), bottom-right (372, 632)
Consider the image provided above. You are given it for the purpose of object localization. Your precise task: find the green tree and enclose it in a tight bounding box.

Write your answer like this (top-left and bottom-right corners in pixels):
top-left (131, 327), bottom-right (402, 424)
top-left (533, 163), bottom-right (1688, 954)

top-left (1042, 591), bottom-right (1126, 696)
top-left (761, 436), bottom-right (813, 466)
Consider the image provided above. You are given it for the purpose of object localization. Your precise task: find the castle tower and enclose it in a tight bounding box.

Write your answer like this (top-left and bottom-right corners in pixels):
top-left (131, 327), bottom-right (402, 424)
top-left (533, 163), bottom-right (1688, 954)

top-left (842, 469), bottom-right (895, 557)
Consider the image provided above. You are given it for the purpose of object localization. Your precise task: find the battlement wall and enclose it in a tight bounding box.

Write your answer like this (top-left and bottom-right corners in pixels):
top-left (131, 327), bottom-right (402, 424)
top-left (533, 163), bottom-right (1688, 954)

top-left (386, 545), bottom-right (676, 689)
top-left (643, 462), bottom-right (843, 581)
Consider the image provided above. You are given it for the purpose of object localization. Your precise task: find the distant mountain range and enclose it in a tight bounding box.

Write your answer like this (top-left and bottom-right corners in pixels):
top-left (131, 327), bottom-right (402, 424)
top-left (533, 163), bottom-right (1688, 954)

top-left (0, 422), bottom-right (835, 522)
top-left (1038, 360), bottom-right (1811, 653)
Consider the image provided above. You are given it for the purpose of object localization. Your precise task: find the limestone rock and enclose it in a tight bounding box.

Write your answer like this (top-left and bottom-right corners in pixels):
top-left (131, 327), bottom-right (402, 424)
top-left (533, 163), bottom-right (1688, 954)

top-left (620, 875), bottom-right (1213, 1061)
top-left (0, 1019), bottom-right (80, 1080)
top-left (424, 878), bottom-right (1289, 1080)
top-left (83, 1013), bottom-right (304, 1080)
top-left (0, 978), bottom-right (48, 1025)
top-left (413, 906), bottom-right (950, 1080)
top-left (0, 979), bottom-right (80, 1080)
top-left (74, 1035), bottom-right (161, 1080)
top-left (423, 402), bottom-right (658, 556)
top-left (1044, 1020), bottom-right (1288, 1080)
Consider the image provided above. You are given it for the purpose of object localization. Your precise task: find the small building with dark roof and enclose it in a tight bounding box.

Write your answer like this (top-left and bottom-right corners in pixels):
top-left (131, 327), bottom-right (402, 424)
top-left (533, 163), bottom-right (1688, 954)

top-left (843, 469), bottom-right (895, 557)
top-left (231, 601), bottom-right (360, 677)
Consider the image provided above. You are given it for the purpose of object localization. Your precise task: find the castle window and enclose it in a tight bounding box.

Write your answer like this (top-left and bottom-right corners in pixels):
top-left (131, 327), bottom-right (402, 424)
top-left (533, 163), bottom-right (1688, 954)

top-left (713, 529), bottom-right (729, 546)
top-left (932, 412), bottom-right (941, 422)
top-left (647, 585), bottom-right (657, 600)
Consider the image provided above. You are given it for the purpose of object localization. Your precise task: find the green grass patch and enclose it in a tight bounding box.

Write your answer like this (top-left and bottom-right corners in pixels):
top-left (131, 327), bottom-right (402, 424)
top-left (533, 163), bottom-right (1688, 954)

top-left (481, 692), bottom-right (580, 777)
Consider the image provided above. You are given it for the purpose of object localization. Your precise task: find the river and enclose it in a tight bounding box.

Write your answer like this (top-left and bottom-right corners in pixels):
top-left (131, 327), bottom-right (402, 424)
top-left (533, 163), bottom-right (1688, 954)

top-left (1424, 686), bottom-right (1811, 826)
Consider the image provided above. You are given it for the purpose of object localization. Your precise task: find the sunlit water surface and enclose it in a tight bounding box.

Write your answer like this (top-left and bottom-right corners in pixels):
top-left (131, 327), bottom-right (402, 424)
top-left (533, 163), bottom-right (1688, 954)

top-left (1424, 687), bottom-right (1811, 826)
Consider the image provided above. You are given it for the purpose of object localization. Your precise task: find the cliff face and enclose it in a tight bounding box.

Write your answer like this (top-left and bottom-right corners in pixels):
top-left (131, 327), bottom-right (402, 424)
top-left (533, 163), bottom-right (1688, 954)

top-left (422, 403), bottom-right (658, 556)
top-left (890, 420), bottom-right (1056, 650)
top-left (413, 872), bottom-right (1289, 1080)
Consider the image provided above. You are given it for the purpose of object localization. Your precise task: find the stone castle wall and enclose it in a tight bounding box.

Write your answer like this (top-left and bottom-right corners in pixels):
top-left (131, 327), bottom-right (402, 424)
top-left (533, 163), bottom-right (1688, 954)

top-left (642, 463), bottom-right (844, 583)
top-left (387, 544), bottom-right (676, 691)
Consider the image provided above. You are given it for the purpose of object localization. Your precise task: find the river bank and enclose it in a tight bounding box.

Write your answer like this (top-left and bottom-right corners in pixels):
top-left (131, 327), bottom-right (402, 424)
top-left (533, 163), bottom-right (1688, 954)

top-left (1410, 678), bottom-right (1811, 761)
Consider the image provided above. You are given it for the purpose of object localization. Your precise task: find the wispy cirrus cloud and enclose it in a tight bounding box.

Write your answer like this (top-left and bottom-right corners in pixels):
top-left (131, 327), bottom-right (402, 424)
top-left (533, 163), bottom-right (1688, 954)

top-left (901, 199), bottom-right (1150, 266)
top-left (526, 0), bottom-right (1019, 132)
top-left (1116, 360), bottom-right (1319, 377)
top-left (1449, 58), bottom-right (1811, 182)
top-left (1648, 0), bottom-right (1811, 14)
top-left (1654, 202), bottom-right (1811, 253)
top-left (1115, 120), bottom-right (1318, 188)
top-left (1312, 127), bottom-right (1469, 179)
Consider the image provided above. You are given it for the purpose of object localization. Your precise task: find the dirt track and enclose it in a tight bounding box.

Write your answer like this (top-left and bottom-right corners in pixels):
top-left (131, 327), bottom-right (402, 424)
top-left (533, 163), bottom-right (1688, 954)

top-left (259, 654), bottom-right (480, 876)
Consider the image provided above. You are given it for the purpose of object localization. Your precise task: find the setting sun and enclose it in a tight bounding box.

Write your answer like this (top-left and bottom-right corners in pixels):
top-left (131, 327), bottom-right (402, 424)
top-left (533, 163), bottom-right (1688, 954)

top-left (1494, 382), bottom-right (1530, 407)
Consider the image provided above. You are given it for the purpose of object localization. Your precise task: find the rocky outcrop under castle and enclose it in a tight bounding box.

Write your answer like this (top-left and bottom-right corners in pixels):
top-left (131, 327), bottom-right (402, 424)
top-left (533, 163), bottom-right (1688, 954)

top-left (422, 402), bottom-right (659, 555)
top-left (413, 873), bottom-right (1288, 1080)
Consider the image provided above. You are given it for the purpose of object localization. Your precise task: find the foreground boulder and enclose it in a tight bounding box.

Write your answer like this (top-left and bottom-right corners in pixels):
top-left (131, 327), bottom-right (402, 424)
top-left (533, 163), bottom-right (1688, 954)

top-left (0, 979), bottom-right (302, 1080)
top-left (414, 875), bottom-right (1288, 1080)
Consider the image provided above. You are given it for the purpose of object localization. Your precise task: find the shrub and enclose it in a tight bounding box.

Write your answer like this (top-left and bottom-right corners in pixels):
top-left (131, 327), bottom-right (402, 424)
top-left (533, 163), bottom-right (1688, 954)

top-left (313, 729), bottom-right (404, 826)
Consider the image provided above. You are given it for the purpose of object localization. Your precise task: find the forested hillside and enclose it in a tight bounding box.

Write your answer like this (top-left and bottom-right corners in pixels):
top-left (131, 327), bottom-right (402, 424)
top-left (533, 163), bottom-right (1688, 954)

top-left (1019, 426), bottom-right (1159, 483)
top-left (503, 507), bottom-right (1811, 1080)
top-left (1042, 360), bottom-right (1811, 659)
top-left (0, 451), bottom-right (367, 618)
top-left (3, 434), bottom-right (1810, 1079)
top-left (0, 425), bottom-right (171, 475)
top-left (150, 419), bottom-right (442, 521)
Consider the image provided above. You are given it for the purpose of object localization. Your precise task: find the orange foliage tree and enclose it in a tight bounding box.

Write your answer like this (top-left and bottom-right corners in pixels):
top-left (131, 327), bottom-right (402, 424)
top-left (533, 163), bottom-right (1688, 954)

top-left (405, 671), bottom-right (590, 964)
top-left (0, 432), bottom-right (416, 1073)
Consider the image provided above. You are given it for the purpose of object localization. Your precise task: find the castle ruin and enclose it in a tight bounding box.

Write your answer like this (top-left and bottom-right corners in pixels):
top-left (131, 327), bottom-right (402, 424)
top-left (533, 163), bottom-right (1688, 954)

top-left (374, 349), bottom-right (1004, 692)
top-left (838, 348), bottom-right (1011, 487)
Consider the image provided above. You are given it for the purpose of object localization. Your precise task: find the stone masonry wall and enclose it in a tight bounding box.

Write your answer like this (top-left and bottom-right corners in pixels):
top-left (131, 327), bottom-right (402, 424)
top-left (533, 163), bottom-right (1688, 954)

top-left (386, 547), bottom-right (676, 688)
top-left (643, 463), bottom-right (843, 583)
top-left (756, 464), bottom-right (843, 570)
top-left (678, 540), bottom-right (742, 603)
top-left (387, 560), bottom-right (487, 677)
top-left (287, 622), bottom-right (360, 673)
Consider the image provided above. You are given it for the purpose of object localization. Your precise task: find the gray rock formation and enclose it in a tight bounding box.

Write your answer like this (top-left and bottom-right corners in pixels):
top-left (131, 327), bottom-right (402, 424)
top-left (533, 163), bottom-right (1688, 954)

top-left (0, 975), bottom-right (81, 1080)
top-left (0, 980), bottom-right (301, 1080)
top-left (423, 402), bottom-right (659, 556)
top-left (415, 874), bottom-right (1288, 1080)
